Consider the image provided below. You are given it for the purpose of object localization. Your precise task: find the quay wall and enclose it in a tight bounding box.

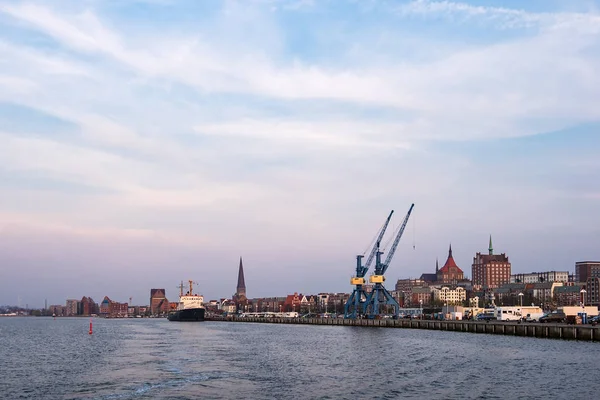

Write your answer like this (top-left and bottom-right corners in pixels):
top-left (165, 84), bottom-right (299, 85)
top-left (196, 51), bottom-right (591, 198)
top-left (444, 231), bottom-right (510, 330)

top-left (218, 317), bottom-right (600, 342)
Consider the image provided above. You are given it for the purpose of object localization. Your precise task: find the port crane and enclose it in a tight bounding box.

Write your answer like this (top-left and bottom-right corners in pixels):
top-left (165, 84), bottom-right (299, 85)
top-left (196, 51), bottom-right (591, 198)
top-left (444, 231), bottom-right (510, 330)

top-left (344, 210), bottom-right (394, 319)
top-left (364, 203), bottom-right (414, 319)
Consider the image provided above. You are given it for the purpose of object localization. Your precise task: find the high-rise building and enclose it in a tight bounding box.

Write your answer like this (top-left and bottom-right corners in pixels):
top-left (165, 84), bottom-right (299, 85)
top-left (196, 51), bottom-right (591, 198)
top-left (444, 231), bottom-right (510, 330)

top-left (575, 261), bottom-right (600, 283)
top-left (472, 236), bottom-right (511, 290)
top-left (65, 299), bottom-right (79, 316)
top-left (576, 261), bottom-right (600, 306)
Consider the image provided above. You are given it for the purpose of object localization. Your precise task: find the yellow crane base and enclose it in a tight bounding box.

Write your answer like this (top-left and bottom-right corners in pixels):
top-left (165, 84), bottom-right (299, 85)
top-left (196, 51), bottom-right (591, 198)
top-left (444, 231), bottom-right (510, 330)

top-left (369, 275), bottom-right (385, 283)
top-left (351, 277), bottom-right (365, 285)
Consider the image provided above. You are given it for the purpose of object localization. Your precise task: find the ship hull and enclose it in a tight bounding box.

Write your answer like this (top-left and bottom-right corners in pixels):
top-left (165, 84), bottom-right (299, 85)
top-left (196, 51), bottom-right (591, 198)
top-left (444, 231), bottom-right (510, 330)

top-left (167, 308), bottom-right (205, 322)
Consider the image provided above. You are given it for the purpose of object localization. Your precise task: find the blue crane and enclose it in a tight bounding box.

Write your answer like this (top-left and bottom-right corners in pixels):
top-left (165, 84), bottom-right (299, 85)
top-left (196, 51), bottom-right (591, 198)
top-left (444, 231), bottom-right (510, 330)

top-left (364, 203), bottom-right (414, 319)
top-left (344, 210), bottom-right (394, 319)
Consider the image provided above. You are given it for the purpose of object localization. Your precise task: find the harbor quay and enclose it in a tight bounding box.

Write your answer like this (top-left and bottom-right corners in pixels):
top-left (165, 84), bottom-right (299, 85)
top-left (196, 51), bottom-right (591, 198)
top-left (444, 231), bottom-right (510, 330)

top-left (219, 316), bottom-right (600, 342)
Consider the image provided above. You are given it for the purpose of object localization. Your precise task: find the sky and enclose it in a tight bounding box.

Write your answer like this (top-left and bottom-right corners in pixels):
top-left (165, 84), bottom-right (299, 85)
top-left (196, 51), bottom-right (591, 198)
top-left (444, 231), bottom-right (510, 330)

top-left (1, 0), bottom-right (599, 308)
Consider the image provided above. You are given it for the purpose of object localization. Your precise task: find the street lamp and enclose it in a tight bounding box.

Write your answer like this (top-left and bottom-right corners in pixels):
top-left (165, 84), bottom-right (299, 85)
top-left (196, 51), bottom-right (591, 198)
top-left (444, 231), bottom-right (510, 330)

top-left (518, 292), bottom-right (524, 307)
top-left (580, 289), bottom-right (587, 307)
top-left (419, 299), bottom-right (423, 319)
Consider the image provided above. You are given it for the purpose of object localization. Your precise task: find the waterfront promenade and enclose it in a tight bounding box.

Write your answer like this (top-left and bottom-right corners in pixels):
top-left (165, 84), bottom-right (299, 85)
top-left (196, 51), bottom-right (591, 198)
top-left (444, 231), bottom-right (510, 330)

top-left (222, 316), bottom-right (600, 341)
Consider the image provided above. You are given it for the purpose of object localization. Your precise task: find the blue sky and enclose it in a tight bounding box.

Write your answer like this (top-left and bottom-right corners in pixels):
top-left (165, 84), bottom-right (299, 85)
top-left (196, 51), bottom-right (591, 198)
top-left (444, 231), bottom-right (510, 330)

top-left (1, 0), bottom-right (599, 307)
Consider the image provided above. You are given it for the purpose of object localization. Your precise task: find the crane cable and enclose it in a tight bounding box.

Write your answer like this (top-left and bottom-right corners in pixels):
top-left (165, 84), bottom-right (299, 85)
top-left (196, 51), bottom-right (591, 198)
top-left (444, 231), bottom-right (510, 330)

top-left (381, 221), bottom-right (400, 253)
top-left (413, 212), bottom-right (416, 250)
top-left (362, 216), bottom-right (387, 256)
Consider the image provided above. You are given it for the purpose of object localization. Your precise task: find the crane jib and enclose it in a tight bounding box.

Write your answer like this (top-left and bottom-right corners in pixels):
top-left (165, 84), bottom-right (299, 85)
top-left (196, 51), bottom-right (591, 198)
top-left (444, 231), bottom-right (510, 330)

top-left (381, 203), bottom-right (414, 275)
top-left (361, 209), bottom-right (394, 275)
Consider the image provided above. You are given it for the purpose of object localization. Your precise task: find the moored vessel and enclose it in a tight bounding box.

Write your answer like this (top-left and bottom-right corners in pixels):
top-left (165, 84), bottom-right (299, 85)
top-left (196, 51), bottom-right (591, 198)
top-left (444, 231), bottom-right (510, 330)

top-left (168, 280), bottom-right (205, 322)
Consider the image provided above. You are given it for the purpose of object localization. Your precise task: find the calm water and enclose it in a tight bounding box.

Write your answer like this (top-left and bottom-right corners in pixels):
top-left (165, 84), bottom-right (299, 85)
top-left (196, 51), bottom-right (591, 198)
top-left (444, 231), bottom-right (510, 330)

top-left (0, 317), bottom-right (598, 399)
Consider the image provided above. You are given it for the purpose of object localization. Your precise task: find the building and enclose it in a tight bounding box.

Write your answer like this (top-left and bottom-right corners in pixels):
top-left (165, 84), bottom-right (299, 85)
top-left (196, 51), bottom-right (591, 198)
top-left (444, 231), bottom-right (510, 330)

top-left (150, 289), bottom-right (169, 315)
top-left (100, 296), bottom-right (112, 316)
top-left (233, 257), bottom-right (247, 311)
top-left (48, 305), bottom-right (65, 316)
top-left (531, 282), bottom-right (563, 307)
top-left (410, 287), bottom-right (432, 307)
top-left (554, 285), bottom-right (582, 307)
top-left (419, 261), bottom-right (438, 284)
top-left (586, 278), bottom-right (600, 306)
top-left (235, 257), bottom-right (247, 298)
top-left (221, 299), bottom-right (236, 314)
top-left (437, 245), bottom-right (464, 284)
top-left (395, 278), bottom-right (427, 292)
top-left (79, 296), bottom-right (99, 316)
top-left (284, 292), bottom-right (302, 312)
top-left (472, 236), bottom-right (511, 290)
top-left (432, 286), bottom-right (466, 305)
top-left (511, 271), bottom-right (569, 284)
top-left (65, 299), bottom-right (79, 316)
top-left (576, 261), bottom-right (600, 283)
top-left (110, 302), bottom-right (129, 317)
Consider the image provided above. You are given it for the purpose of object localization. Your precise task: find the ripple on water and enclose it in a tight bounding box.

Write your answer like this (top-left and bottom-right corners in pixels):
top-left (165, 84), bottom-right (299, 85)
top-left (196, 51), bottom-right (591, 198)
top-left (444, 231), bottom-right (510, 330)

top-left (1, 318), bottom-right (599, 399)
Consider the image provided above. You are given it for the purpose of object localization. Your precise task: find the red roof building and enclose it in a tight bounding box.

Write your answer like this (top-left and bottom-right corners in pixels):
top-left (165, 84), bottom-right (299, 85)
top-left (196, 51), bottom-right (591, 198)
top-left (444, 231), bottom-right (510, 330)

top-left (437, 244), bottom-right (464, 284)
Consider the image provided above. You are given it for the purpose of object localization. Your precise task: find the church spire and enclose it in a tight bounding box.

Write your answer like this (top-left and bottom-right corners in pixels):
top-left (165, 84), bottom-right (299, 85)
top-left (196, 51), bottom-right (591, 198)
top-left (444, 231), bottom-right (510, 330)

top-left (448, 243), bottom-right (453, 258)
top-left (236, 257), bottom-right (246, 297)
top-left (436, 258), bottom-right (439, 273)
top-left (489, 235), bottom-right (493, 255)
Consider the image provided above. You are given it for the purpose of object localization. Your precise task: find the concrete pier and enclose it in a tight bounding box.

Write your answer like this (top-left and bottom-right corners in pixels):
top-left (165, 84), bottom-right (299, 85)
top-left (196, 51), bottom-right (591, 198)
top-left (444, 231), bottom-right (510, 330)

top-left (218, 317), bottom-right (600, 342)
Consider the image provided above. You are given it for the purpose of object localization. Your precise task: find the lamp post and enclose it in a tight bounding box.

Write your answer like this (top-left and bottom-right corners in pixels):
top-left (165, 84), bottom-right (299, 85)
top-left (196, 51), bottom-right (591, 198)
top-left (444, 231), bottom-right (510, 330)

top-left (580, 289), bottom-right (587, 307)
top-left (518, 292), bottom-right (524, 307)
top-left (419, 299), bottom-right (423, 319)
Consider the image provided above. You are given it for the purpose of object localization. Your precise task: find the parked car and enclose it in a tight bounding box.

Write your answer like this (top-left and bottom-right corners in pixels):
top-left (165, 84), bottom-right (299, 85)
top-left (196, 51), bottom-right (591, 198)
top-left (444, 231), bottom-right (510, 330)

top-left (539, 311), bottom-right (566, 323)
top-left (476, 313), bottom-right (496, 321)
top-left (588, 315), bottom-right (600, 324)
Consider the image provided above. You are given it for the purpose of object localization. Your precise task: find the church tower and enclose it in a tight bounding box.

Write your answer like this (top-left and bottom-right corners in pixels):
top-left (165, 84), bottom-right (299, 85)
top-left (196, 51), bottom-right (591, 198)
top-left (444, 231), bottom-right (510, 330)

top-left (437, 244), bottom-right (464, 284)
top-left (236, 257), bottom-right (246, 298)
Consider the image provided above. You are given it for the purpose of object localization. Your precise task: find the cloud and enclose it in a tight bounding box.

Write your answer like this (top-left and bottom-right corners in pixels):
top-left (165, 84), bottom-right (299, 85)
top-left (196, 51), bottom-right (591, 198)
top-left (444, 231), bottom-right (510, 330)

top-left (4, 1), bottom-right (599, 144)
top-left (0, 1), bottom-right (599, 305)
top-left (397, 0), bottom-right (600, 31)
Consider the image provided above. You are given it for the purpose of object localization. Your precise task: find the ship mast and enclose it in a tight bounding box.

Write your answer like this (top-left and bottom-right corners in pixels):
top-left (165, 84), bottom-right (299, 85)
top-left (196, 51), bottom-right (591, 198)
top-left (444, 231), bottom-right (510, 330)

top-left (177, 281), bottom-right (184, 297)
top-left (188, 280), bottom-right (194, 295)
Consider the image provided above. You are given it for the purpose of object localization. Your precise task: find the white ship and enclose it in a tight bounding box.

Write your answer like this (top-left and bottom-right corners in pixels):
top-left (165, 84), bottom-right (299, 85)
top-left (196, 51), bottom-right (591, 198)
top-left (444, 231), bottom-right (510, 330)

top-left (167, 280), bottom-right (205, 322)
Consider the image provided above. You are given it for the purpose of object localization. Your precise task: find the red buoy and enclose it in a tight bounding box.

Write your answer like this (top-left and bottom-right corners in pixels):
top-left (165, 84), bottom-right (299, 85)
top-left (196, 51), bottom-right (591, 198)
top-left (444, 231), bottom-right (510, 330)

top-left (89, 319), bottom-right (93, 335)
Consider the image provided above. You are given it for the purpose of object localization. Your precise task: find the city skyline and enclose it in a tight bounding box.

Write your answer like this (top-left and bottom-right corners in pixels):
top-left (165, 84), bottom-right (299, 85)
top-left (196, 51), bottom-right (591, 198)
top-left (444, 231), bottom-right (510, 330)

top-left (1, 0), bottom-right (599, 306)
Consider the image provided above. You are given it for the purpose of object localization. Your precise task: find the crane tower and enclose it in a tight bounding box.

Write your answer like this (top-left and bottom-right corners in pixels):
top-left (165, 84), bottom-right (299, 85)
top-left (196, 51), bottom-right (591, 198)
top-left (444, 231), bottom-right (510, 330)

top-left (344, 210), bottom-right (395, 319)
top-left (364, 203), bottom-right (414, 319)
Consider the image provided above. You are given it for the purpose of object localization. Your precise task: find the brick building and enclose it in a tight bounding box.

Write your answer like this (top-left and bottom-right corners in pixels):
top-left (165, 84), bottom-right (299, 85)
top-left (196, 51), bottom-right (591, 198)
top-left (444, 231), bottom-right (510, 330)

top-left (150, 289), bottom-right (170, 315)
top-left (472, 236), bottom-right (511, 290)
top-left (575, 261), bottom-right (600, 282)
top-left (79, 296), bottom-right (99, 316)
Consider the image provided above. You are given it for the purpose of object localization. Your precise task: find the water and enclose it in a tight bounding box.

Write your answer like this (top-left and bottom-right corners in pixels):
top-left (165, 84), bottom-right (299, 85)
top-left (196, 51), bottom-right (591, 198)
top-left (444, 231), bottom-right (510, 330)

top-left (0, 317), bottom-right (598, 399)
